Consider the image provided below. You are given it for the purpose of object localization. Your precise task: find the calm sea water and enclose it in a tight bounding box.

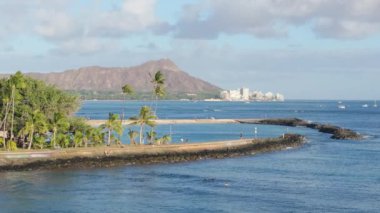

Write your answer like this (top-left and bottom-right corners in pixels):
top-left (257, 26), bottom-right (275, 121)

top-left (1, 100), bottom-right (379, 212)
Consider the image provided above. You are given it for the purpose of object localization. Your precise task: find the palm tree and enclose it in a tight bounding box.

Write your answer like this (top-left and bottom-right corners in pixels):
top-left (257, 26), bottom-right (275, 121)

top-left (19, 111), bottom-right (48, 150)
top-left (87, 127), bottom-right (104, 146)
top-left (57, 133), bottom-right (70, 148)
top-left (34, 135), bottom-right (46, 149)
top-left (18, 121), bottom-right (33, 149)
top-left (161, 134), bottom-right (171, 145)
top-left (128, 129), bottom-right (138, 145)
top-left (156, 134), bottom-right (171, 145)
top-left (101, 113), bottom-right (123, 146)
top-left (121, 84), bottom-right (134, 121)
top-left (49, 113), bottom-right (70, 149)
top-left (73, 131), bottom-right (84, 148)
top-left (130, 106), bottom-right (156, 145)
top-left (146, 129), bottom-right (157, 144)
top-left (150, 71), bottom-right (165, 116)
top-left (83, 127), bottom-right (94, 148)
top-left (9, 72), bottom-right (26, 138)
top-left (1, 98), bottom-right (10, 150)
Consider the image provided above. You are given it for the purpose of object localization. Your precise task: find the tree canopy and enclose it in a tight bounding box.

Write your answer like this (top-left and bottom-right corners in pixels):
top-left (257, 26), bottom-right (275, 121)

top-left (0, 72), bottom-right (82, 149)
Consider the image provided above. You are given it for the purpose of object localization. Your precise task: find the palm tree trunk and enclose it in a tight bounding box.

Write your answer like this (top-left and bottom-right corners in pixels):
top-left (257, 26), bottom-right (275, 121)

top-left (122, 94), bottom-right (126, 122)
top-left (10, 86), bottom-right (15, 141)
top-left (53, 128), bottom-right (56, 148)
top-left (154, 95), bottom-right (158, 117)
top-left (28, 130), bottom-right (34, 150)
top-left (2, 102), bottom-right (10, 150)
top-left (139, 124), bottom-right (144, 145)
top-left (107, 129), bottom-right (111, 146)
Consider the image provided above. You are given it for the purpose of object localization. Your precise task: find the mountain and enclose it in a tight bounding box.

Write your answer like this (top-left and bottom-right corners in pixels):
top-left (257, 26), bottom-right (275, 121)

top-left (7, 59), bottom-right (221, 94)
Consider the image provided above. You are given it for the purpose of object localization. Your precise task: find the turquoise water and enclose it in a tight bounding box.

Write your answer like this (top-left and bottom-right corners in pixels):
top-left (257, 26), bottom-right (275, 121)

top-left (1, 100), bottom-right (379, 212)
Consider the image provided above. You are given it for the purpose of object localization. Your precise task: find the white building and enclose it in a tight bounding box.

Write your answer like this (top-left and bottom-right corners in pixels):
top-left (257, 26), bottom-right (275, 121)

top-left (240, 88), bottom-right (250, 101)
top-left (251, 91), bottom-right (264, 100)
top-left (229, 90), bottom-right (241, 101)
top-left (274, 93), bottom-right (285, 101)
top-left (220, 88), bottom-right (284, 101)
top-left (220, 91), bottom-right (229, 100)
top-left (264, 92), bottom-right (274, 100)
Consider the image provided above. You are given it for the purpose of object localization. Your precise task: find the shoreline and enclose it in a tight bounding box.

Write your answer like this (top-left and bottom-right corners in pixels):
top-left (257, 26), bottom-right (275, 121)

top-left (0, 134), bottom-right (305, 172)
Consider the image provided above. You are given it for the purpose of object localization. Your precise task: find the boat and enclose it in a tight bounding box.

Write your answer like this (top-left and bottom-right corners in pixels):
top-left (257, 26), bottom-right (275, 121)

top-left (338, 105), bottom-right (346, 109)
top-left (374, 100), bottom-right (378, 108)
top-left (362, 104), bottom-right (369, 108)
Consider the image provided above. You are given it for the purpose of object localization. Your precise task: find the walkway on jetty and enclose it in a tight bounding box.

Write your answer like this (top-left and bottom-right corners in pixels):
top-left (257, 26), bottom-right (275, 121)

top-left (86, 118), bottom-right (261, 126)
top-left (0, 134), bottom-right (304, 171)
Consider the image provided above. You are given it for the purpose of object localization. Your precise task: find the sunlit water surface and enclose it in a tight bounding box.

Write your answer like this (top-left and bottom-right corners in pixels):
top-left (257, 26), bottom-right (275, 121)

top-left (1, 100), bottom-right (379, 212)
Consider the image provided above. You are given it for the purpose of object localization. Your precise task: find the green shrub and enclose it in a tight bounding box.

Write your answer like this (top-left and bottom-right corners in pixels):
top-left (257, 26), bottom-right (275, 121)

top-left (9, 140), bottom-right (18, 151)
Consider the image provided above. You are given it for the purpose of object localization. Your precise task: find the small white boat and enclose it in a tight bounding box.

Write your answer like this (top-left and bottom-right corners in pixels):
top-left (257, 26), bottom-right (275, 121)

top-left (374, 101), bottom-right (378, 108)
top-left (338, 105), bottom-right (346, 109)
top-left (362, 104), bottom-right (369, 108)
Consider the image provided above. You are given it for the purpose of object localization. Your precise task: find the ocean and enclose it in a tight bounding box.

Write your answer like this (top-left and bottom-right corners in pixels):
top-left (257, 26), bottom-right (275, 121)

top-left (1, 100), bottom-right (379, 212)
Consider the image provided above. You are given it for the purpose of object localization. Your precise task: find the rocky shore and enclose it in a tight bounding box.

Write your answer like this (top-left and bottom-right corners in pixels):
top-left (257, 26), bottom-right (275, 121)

top-left (0, 134), bottom-right (305, 172)
top-left (238, 118), bottom-right (362, 140)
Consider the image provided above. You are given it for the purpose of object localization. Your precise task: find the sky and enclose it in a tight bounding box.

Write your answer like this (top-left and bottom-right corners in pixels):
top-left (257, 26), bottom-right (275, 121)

top-left (0, 0), bottom-right (380, 100)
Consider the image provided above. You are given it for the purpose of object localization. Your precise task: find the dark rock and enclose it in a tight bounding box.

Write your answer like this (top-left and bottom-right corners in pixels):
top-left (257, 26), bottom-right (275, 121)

top-left (242, 118), bottom-right (307, 127)
top-left (239, 118), bottom-right (362, 141)
top-left (331, 129), bottom-right (362, 140)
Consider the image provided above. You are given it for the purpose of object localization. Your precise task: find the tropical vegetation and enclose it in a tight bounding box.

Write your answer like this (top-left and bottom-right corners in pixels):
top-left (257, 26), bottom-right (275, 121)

top-left (0, 72), bottom-right (106, 150)
top-left (121, 84), bottom-right (134, 121)
top-left (0, 70), bottom-right (172, 151)
top-left (100, 113), bottom-right (123, 146)
top-left (129, 106), bottom-right (156, 145)
top-left (150, 70), bottom-right (166, 116)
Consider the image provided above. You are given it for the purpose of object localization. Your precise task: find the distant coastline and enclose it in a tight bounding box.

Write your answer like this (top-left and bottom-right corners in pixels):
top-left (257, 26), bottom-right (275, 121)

top-left (68, 90), bottom-right (220, 101)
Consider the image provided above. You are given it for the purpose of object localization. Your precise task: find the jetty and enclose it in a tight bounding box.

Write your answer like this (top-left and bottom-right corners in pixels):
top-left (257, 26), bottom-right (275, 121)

top-left (0, 118), bottom-right (361, 171)
top-left (0, 134), bottom-right (304, 172)
top-left (87, 118), bottom-right (362, 140)
top-left (86, 118), bottom-right (248, 126)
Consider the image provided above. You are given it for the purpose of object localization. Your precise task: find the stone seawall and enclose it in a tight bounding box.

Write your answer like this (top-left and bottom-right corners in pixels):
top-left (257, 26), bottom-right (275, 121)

top-left (0, 134), bottom-right (305, 172)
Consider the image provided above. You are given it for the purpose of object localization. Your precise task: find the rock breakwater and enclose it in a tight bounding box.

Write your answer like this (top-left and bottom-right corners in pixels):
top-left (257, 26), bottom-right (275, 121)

top-left (0, 134), bottom-right (305, 172)
top-left (238, 118), bottom-right (362, 140)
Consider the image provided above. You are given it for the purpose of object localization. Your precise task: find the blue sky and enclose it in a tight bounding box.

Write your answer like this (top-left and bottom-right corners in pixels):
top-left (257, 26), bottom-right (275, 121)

top-left (0, 0), bottom-right (380, 100)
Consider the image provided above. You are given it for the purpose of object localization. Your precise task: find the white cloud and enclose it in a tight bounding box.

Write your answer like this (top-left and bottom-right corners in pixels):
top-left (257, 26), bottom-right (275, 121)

top-left (172, 0), bottom-right (380, 39)
top-left (34, 10), bottom-right (81, 40)
top-left (0, 0), bottom-right (160, 54)
top-left (89, 0), bottom-right (158, 37)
